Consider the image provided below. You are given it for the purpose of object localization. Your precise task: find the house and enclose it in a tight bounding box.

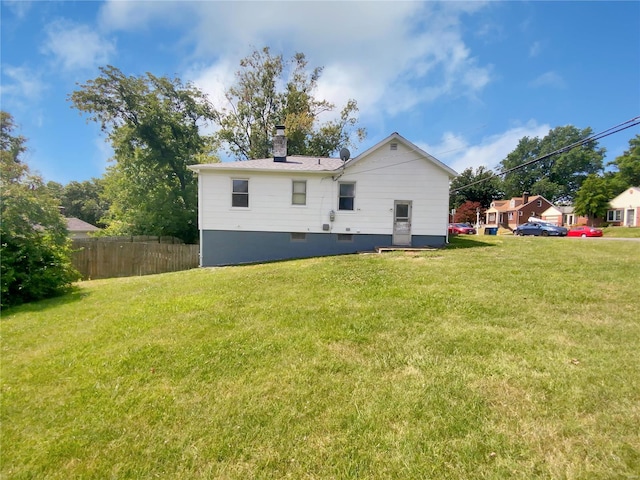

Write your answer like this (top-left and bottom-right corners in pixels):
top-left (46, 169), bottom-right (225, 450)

top-left (540, 205), bottom-right (589, 226)
top-left (484, 193), bottom-right (554, 230)
top-left (65, 217), bottom-right (100, 238)
top-left (189, 129), bottom-right (457, 266)
top-left (606, 187), bottom-right (640, 226)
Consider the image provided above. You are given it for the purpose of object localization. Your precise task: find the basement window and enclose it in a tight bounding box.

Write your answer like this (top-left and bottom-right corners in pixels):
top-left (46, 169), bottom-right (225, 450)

top-left (290, 233), bottom-right (307, 242)
top-left (232, 179), bottom-right (249, 208)
top-left (337, 234), bottom-right (353, 242)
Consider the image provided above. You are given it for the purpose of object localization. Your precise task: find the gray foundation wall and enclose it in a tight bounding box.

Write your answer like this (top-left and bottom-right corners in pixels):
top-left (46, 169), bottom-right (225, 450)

top-left (200, 230), bottom-right (446, 266)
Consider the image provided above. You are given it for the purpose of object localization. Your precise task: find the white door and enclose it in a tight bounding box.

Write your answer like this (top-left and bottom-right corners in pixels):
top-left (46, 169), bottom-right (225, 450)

top-left (393, 200), bottom-right (412, 246)
top-left (626, 209), bottom-right (635, 226)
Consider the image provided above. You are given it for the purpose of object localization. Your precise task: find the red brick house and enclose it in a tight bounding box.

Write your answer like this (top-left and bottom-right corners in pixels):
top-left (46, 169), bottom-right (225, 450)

top-left (484, 193), bottom-right (554, 231)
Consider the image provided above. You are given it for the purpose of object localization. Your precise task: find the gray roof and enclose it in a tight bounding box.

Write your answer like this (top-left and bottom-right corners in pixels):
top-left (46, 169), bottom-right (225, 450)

top-left (190, 155), bottom-right (344, 173)
top-left (66, 217), bottom-right (99, 232)
top-left (189, 132), bottom-right (458, 178)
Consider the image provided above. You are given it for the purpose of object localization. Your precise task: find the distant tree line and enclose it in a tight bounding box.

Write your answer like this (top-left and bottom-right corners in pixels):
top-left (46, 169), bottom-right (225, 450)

top-left (450, 127), bottom-right (639, 225)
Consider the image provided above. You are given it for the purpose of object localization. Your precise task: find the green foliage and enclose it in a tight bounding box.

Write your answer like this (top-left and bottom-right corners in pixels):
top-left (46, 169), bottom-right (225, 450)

top-left (216, 47), bottom-right (366, 160)
top-left (573, 174), bottom-right (612, 225)
top-left (499, 125), bottom-right (604, 203)
top-left (1, 112), bottom-right (80, 308)
top-left (607, 134), bottom-right (640, 193)
top-left (449, 166), bottom-right (503, 209)
top-left (69, 66), bottom-right (217, 243)
top-left (47, 178), bottom-right (109, 228)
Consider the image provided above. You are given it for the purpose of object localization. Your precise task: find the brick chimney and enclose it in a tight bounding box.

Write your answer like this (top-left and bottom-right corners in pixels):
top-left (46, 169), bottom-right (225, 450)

top-left (522, 192), bottom-right (530, 204)
top-left (273, 125), bottom-right (287, 162)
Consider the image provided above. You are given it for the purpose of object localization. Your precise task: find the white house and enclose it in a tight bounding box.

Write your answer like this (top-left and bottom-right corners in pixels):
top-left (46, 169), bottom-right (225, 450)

top-left (607, 186), bottom-right (640, 226)
top-left (189, 129), bottom-right (457, 266)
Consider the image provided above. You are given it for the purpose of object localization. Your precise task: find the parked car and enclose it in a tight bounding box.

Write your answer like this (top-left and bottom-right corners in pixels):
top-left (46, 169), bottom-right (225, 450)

top-left (567, 226), bottom-right (603, 237)
top-left (448, 223), bottom-right (476, 235)
top-left (514, 222), bottom-right (568, 236)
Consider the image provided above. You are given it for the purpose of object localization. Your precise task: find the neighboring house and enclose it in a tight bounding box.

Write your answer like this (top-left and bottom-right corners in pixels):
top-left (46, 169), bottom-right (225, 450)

top-left (606, 187), bottom-right (640, 226)
top-left (485, 193), bottom-right (554, 230)
top-left (189, 129), bottom-right (457, 266)
top-left (66, 217), bottom-right (100, 238)
top-left (540, 205), bottom-right (589, 226)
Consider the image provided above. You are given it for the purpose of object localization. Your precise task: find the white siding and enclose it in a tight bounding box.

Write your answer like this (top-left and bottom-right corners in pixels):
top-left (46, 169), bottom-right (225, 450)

top-left (198, 141), bottom-right (451, 236)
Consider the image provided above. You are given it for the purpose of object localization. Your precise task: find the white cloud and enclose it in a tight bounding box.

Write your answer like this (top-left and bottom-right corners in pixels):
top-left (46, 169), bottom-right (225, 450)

top-left (529, 41), bottom-right (542, 57)
top-left (3, 0), bottom-right (32, 19)
top-left (529, 71), bottom-right (566, 89)
top-left (99, 1), bottom-right (493, 119)
top-left (0, 65), bottom-right (46, 101)
top-left (420, 121), bottom-right (551, 174)
top-left (40, 19), bottom-right (116, 71)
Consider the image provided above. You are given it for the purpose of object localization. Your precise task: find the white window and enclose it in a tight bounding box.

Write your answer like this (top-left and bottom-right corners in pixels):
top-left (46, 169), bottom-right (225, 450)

top-left (537, 200), bottom-right (542, 207)
top-left (292, 180), bottom-right (306, 205)
top-left (338, 182), bottom-right (355, 211)
top-left (607, 209), bottom-right (623, 222)
top-left (232, 179), bottom-right (249, 207)
top-left (519, 211), bottom-right (523, 217)
top-left (508, 212), bottom-right (513, 220)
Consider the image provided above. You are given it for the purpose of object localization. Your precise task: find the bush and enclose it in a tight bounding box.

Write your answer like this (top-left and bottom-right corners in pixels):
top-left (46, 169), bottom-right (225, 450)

top-left (1, 111), bottom-right (80, 308)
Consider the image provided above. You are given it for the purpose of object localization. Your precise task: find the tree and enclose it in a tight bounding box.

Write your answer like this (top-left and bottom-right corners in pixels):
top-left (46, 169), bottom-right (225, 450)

top-left (47, 178), bottom-right (110, 228)
top-left (1, 111), bottom-right (79, 308)
top-left (499, 126), bottom-right (604, 203)
top-left (449, 166), bottom-right (503, 210)
top-left (69, 66), bottom-right (217, 243)
top-left (573, 174), bottom-right (611, 225)
top-left (607, 134), bottom-right (640, 193)
top-left (216, 47), bottom-right (366, 160)
top-left (453, 200), bottom-right (483, 224)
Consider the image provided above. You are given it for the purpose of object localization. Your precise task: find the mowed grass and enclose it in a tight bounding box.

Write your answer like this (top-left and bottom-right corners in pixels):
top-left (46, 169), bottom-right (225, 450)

top-left (2, 236), bottom-right (639, 479)
top-left (602, 226), bottom-right (640, 238)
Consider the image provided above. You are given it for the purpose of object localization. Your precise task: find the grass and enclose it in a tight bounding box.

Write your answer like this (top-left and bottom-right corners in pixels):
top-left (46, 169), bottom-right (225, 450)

top-left (602, 226), bottom-right (640, 238)
top-left (2, 236), bottom-right (639, 479)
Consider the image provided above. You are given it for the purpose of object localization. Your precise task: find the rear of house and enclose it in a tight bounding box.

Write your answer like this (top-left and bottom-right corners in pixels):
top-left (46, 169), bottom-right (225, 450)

top-left (190, 131), bottom-right (457, 266)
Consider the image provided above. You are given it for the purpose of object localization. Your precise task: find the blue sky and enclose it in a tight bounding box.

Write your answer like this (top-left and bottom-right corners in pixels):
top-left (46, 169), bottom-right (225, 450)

top-left (2, 1), bottom-right (639, 185)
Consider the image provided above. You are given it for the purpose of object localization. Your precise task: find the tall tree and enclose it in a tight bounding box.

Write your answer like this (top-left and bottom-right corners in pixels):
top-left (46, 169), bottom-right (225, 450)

top-left (216, 47), bottom-right (366, 160)
top-left (499, 126), bottom-right (604, 203)
top-left (573, 174), bottom-right (612, 226)
top-left (607, 134), bottom-right (640, 193)
top-left (449, 166), bottom-right (503, 210)
top-left (69, 66), bottom-right (217, 243)
top-left (1, 111), bottom-right (79, 308)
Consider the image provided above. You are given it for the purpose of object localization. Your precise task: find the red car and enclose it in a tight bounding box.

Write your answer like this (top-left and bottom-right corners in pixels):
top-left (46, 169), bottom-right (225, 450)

top-left (448, 223), bottom-right (476, 235)
top-left (567, 226), bottom-right (603, 237)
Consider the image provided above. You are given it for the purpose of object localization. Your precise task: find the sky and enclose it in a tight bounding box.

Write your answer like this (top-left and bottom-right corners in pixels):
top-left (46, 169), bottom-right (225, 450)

top-left (1, 0), bottom-right (639, 185)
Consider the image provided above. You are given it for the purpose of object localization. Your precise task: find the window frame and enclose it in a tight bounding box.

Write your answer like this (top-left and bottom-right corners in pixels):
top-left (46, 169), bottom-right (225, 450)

top-left (337, 234), bottom-right (354, 242)
top-left (292, 180), bottom-right (307, 206)
top-left (607, 209), bottom-right (623, 222)
top-left (231, 178), bottom-right (249, 208)
top-left (338, 182), bottom-right (356, 211)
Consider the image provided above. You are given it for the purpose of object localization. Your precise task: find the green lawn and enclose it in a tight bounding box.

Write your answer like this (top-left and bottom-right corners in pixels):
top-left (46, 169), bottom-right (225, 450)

top-left (602, 226), bottom-right (640, 238)
top-left (2, 236), bottom-right (639, 479)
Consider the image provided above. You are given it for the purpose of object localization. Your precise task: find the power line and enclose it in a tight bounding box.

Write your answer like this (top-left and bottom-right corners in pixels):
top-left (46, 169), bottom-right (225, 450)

top-left (451, 115), bottom-right (640, 194)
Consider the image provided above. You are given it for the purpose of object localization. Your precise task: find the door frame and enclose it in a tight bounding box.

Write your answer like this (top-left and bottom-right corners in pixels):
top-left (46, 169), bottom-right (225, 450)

top-left (392, 200), bottom-right (412, 246)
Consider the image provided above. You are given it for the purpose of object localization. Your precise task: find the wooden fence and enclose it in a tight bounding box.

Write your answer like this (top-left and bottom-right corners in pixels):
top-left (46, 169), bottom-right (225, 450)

top-left (71, 237), bottom-right (200, 280)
